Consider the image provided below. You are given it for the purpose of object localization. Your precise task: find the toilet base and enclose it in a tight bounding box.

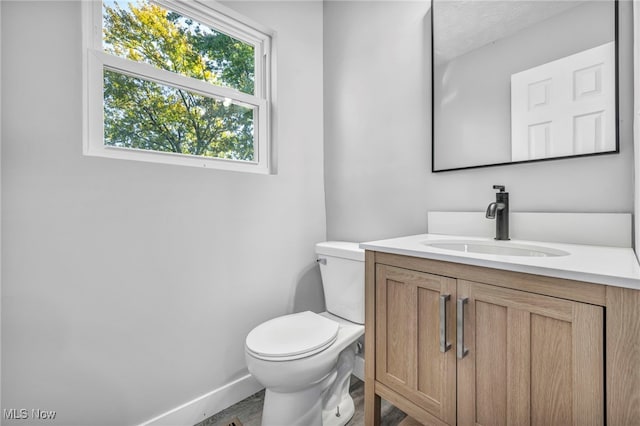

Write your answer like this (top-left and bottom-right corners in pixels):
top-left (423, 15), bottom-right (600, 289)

top-left (248, 314), bottom-right (364, 426)
top-left (321, 394), bottom-right (355, 426)
top-left (262, 385), bottom-right (324, 426)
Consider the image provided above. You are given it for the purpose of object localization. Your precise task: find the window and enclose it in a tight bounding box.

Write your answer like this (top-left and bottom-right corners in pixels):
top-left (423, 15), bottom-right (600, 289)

top-left (82, 0), bottom-right (273, 173)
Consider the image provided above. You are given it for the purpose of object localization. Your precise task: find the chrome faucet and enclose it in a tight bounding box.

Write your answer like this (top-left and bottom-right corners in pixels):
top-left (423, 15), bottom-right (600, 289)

top-left (486, 185), bottom-right (509, 240)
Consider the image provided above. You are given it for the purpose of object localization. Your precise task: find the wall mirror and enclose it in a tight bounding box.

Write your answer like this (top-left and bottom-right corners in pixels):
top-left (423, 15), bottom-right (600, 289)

top-left (432, 0), bottom-right (618, 172)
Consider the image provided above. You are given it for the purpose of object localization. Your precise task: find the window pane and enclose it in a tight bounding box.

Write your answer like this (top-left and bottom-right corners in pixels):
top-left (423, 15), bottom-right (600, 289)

top-left (102, 0), bottom-right (255, 95)
top-left (103, 69), bottom-right (255, 161)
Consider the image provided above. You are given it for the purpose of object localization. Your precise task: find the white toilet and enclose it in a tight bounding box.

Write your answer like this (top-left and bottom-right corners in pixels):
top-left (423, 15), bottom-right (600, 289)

top-left (245, 241), bottom-right (365, 426)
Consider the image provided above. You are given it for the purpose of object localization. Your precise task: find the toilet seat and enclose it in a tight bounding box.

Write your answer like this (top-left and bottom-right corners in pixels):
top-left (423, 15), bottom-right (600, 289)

top-left (246, 311), bottom-right (339, 361)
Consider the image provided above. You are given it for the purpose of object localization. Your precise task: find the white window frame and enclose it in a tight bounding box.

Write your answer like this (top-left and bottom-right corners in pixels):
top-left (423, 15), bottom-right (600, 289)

top-left (82, 0), bottom-right (274, 174)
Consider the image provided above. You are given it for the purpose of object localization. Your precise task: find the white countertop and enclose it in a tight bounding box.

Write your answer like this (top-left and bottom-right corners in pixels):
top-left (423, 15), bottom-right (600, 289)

top-left (360, 234), bottom-right (640, 290)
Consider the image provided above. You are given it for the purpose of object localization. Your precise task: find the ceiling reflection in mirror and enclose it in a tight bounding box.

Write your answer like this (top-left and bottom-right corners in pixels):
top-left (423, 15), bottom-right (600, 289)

top-left (432, 0), bottom-right (618, 172)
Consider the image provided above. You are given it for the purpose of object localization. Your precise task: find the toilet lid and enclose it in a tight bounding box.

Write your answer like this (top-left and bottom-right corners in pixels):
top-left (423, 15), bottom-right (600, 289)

top-left (246, 311), bottom-right (339, 360)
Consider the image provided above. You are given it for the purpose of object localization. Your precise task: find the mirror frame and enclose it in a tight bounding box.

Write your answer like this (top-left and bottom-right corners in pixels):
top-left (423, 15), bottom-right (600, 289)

top-left (431, 0), bottom-right (620, 173)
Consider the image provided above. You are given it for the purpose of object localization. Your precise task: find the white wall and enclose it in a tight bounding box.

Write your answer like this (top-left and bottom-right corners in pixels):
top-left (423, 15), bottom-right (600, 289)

top-left (1, 1), bottom-right (325, 425)
top-left (324, 1), bottom-right (634, 243)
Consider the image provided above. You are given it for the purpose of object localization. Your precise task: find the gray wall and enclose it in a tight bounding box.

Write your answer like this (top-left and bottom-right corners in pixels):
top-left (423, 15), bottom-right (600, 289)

top-left (324, 1), bottom-right (432, 242)
top-left (635, 5), bottom-right (640, 261)
top-left (324, 1), bottom-right (634, 243)
top-left (1, 1), bottom-right (325, 425)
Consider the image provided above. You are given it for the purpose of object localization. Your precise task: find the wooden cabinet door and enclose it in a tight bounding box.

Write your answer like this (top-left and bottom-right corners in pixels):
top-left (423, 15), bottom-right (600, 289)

top-left (375, 265), bottom-right (457, 424)
top-left (457, 280), bottom-right (604, 426)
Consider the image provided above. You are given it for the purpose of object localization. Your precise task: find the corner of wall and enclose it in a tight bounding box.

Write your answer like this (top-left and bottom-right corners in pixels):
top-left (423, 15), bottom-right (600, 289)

top-left (633, 0), bottom-right (640, 263)
top-left (1, 1), bottom-right (4, 420)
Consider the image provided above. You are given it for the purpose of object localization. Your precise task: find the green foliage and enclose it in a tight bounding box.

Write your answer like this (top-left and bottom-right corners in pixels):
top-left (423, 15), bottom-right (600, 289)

top-left (189, 29), bottom-right (255, 95)
top-left (102, 1), bottom-right (255, 160)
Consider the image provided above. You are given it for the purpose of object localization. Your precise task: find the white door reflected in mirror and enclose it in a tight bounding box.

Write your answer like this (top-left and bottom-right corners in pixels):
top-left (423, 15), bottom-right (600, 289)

top-left (510, 42), bottom-right (616, 161)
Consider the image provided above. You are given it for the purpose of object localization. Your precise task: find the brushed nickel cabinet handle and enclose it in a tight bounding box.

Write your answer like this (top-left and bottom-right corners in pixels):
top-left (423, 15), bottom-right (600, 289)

top-left (457, 297), bottom-right (469, 359)
top-left (439, 294), bottom-right (451, 353)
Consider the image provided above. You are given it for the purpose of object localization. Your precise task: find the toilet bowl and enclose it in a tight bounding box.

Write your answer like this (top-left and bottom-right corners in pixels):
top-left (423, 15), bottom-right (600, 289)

top-left (244, 242), bottom-right (365, 426)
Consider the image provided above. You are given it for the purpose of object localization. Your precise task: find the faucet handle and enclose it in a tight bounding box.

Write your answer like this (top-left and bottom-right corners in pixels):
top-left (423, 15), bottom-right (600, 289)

top-left (493, 185), bottom-right (506, 192)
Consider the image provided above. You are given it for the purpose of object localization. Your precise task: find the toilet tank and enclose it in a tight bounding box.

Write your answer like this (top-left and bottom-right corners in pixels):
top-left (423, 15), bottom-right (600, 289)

top-left (315, 241), bottom-right (365, 324)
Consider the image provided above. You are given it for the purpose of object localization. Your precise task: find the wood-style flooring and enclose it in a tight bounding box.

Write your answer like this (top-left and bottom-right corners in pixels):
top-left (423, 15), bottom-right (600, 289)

top-left (195, 376), bottom-right (406, 426)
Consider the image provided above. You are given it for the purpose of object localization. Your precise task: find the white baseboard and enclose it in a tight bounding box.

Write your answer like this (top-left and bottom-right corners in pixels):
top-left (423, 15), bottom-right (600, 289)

top-left (138, 374), bottom-right (263, 426)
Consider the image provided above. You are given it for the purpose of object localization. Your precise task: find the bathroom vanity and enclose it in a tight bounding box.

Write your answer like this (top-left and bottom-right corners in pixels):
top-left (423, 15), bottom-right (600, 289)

top-left (361, 234), bottom-right (640, 425)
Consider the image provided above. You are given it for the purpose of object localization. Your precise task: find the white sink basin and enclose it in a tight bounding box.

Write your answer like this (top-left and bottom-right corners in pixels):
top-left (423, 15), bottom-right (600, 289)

top-left (421, 240), bottom-right (570, 257)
